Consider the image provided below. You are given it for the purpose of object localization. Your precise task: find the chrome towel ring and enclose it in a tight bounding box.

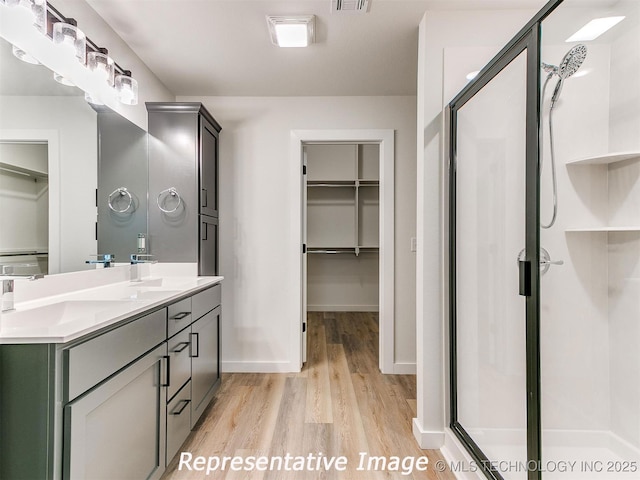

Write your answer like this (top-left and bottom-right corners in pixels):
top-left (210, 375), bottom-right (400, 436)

top-left (108, 187), bottom-right (133, 213)
top-left (157, 187), bottom-right (182, 213)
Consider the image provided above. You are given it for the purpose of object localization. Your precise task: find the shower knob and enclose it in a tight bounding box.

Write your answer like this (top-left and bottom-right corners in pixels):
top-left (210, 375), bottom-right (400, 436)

top-left (517, 247), bottom-right (563, 275)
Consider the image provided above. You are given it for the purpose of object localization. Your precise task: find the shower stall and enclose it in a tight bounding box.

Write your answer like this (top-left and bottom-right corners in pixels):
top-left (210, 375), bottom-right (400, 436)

top-left (448, 0), bottom-right (640, 479)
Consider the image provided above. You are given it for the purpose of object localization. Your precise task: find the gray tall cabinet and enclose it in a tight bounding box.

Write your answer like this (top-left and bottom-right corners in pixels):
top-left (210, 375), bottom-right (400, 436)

top-left (146, 103), bottom-right (221, 275)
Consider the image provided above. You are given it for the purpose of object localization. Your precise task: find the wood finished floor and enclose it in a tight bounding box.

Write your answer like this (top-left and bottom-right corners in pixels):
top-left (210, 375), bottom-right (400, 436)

top-left (162, 312), bottom-right (455, 480)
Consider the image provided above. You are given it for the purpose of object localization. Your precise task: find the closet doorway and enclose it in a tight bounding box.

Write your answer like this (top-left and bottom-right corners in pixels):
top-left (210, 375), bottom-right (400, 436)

top-left (292, 129), bottom-right (394, 374)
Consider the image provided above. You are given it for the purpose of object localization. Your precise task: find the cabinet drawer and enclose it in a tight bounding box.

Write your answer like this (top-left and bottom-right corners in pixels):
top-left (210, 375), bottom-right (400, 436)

top-left (192, 284), bottom-right (221, 320)
top-left (65, 309), bottom-right (166, 402)
top-left (167, 298), bottom-right (192, 338)
top-left (166, 381), bottom-right (191, 466)
top-left (167, 329), bottom-right (191, 401)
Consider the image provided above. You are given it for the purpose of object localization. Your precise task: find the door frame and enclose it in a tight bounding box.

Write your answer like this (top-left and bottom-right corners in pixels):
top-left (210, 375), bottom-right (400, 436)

top-left (290, 129), bottom-right (395, 373)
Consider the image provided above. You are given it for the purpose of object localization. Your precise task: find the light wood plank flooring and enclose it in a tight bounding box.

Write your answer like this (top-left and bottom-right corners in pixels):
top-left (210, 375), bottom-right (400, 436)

top-left (162, 312), bottom-right (455, 480)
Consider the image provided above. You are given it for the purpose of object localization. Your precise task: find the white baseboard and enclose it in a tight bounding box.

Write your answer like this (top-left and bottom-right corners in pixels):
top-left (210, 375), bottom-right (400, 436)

top-left (393, 362), bottom-right (417, 374)
top-left (221, 361), bottom-right (297, 373)
top-left (412, 418), bottom-right (445, 449)
top-left (307, 305), bottom-right (379, 312)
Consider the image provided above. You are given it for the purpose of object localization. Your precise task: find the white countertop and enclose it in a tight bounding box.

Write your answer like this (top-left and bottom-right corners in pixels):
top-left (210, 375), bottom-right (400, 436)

top-left (0, 264), bottom-right (223, 344)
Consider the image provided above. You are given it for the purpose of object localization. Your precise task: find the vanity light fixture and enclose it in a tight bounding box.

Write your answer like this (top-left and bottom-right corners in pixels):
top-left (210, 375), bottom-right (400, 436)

top-left (566, 16), bottom-right (625, 42)
top-left (5, 0), bottom-right (47, 33)
top-left (87, 47), bottom-right (115, 86)
top-left (115, 70), bottom-right (138, 105)
top-left (466, 70), bottom-right (480, 81)
top-left (84, 91), bottom-right (104, 106)
top-left (266, 15), bottom-right (315, 47)
top-left (53, 18), bottom-right (86, 65)
top-left (53, 72), bottom-right (74, 86)
top-left (12, 44), bottom-right (40, 64)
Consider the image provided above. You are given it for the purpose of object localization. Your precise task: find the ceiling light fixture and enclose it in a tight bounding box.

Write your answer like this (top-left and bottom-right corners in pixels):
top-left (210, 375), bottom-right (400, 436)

top-left (566, 16), bottom-right (625, 42)
top-left (266, 15), bottom-right (315, 48)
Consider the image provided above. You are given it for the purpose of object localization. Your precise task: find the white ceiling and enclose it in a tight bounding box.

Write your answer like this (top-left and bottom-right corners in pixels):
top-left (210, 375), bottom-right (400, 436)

top-left (86, 0), bottom-right (548, 97)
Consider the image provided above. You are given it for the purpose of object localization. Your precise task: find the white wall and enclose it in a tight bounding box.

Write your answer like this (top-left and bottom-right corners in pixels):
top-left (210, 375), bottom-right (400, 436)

top-left (608, 15), bottom-right (640, 452)
top-left (0, 96), bottom-right (97, 273)
top-left (415, 7), bottom-right (537, 449)
top-left (178, 95), bottom-right (417, 372)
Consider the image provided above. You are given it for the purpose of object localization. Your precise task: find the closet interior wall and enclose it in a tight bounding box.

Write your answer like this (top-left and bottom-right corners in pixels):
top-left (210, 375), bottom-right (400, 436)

top-left (306, 143), bottom-right (380, 312)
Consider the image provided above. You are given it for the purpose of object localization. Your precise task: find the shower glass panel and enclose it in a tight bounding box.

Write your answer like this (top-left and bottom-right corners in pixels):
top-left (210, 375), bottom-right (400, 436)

top-left (454, 51), bottom-right (528, 479)
top-left (540, 0), bottom-right (640, 478)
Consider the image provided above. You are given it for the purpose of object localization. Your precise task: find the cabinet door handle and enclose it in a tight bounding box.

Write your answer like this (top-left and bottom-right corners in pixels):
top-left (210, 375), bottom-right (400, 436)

top-left (202, 188), bottom-right (208, 207)
top-left (170, 399), bottom-right (191, 416)
top-left (170, 341), bottom-right (190, 353)
top-left (162, 355), bottom-right (170, 387)
top-left (201, 222), bottom-right (208, 241)
top-left (171, 311), bottom-right (190, 321)
top-left (190, 332), bottom-right (199, 358)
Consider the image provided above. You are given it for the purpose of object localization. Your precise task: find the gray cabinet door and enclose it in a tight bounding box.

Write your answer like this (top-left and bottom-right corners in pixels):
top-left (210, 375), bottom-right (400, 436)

top-left (190, 306), bottom-right (220, 428)
top-left (199, 215), bottom-right (218, 276)
top-left (199, 117), bottom-right (218, 218)
top-left (64, 344), bottom-right (167, 480)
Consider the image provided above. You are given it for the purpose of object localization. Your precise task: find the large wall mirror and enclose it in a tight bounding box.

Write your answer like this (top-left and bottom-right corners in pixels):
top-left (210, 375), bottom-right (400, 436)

top-left (0, 35), bottom-right (148, 275)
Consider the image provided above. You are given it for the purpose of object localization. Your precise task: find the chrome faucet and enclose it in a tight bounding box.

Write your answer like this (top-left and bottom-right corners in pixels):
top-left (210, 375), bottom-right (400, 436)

top-left (86, 254), bottom-right (114, 268)
top-left (130, 254), bottom-right (157, 282)
top-left (2, 279), bottom-right (14, 312)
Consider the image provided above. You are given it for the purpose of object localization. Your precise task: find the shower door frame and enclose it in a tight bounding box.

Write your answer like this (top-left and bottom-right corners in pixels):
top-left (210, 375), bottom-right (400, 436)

top-left (447, 1), bottom-right (565, 480)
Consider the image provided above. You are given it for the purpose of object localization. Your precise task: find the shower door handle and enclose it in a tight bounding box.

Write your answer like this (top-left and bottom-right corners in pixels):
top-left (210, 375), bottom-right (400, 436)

top-left (519, 260), bottom-right (531, 297)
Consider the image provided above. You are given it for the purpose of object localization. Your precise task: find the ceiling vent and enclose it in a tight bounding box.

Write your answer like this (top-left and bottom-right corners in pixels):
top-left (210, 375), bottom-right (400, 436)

top-left (331, 0), bottom-right (372, 14)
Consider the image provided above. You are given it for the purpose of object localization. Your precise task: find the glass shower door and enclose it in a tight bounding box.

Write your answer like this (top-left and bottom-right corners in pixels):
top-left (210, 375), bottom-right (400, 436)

top-left (451, 46), bottom-right (531, 480)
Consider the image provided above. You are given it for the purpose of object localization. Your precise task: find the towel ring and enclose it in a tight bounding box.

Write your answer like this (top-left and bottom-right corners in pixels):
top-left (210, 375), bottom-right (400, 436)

top-left (108, 187), bottom-right (133, 213)
top-left (157, 187), bottom-right (182, 213)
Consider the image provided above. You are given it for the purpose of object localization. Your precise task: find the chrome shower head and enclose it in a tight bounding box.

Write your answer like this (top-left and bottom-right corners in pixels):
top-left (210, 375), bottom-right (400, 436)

top-left (549, 44), bottom-right (588, 106)
top-left (558, 44), bottom-right (587, 79)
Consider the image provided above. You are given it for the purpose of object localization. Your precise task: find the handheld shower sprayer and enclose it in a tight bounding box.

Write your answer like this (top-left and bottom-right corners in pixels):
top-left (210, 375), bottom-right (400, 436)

top-left (540, 44), bottom-right (587, 229)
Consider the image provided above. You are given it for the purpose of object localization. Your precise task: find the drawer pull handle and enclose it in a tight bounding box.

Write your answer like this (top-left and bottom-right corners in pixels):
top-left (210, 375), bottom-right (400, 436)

top-left (190, 332), bottom-right (199, 358)
top-left (171, 311), bottom-right (190, 320)
top-left (161, 355), bottom-right (170, 387)
top-left (171, 341), bottom-right (190, 353)
top-left (170, 399), bottom-right (191, 416)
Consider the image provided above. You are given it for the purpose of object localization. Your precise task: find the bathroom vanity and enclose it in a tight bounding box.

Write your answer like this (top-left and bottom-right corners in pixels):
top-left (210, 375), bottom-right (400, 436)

top-left (0, 268), bottom-right (222, 480)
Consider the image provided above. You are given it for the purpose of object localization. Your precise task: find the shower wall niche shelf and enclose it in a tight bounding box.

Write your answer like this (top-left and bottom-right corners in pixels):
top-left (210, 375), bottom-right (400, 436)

top-left (306, 144), bottom-right (379, 256)
top-left (565, 151), bottom-right (640, 166)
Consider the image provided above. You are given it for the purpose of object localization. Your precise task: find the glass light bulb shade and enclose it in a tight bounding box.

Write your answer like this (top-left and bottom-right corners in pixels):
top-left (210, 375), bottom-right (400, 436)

top-left (31, 0), bottom-right (47, 34)
top-left (85, 92), bottom-right (104, 106)
top-left (115, 74), bottom-right (138, 106)
top-left (53, 22), bottom-right (87, 65)
top-left (6, 0), bottom-right (46, 31)
top-left (87, 51), bottom-right (115, 86)
top-left (12, 45), bottom-right (40, 64)
top-left (53, 72), bottom-right (75, 86)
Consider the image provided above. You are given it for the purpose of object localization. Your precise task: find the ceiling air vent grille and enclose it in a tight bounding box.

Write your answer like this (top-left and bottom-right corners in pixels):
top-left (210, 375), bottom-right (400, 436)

top-left (331, 0), bottom-right (372, 14)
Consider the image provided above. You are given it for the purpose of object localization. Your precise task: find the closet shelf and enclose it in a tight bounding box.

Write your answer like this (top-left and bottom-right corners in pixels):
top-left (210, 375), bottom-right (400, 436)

top-left (566, 227), bottom-right (640, 233)
top-left (566, 151), bottom-right (640, 166)
top-left (307, 246), bottom-right (379, 256)
top-left (307, 180), bottom-right (356, 187)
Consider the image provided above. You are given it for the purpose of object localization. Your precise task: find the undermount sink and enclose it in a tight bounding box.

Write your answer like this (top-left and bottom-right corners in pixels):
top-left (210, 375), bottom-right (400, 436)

top-left (122, 289), bottom-right (182, 301)
top-left (1, 300), bottom-right (135, 329)
top-left (129, 277), bottom-right (208, 290)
